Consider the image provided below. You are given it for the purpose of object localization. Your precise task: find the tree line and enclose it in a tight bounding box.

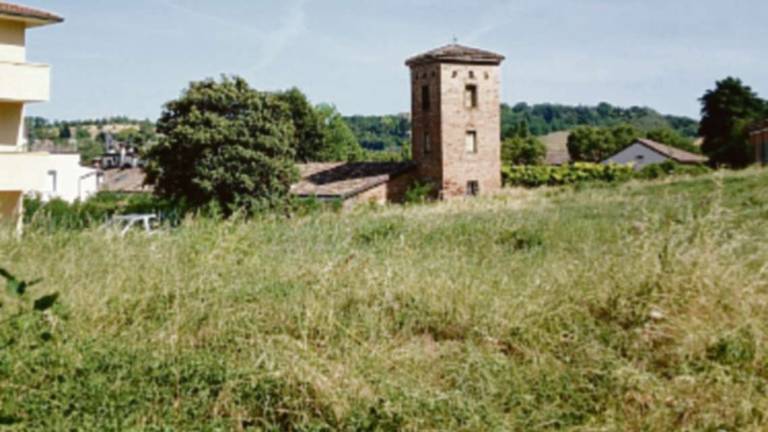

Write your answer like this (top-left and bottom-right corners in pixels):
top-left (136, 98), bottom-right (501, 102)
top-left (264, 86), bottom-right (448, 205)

top-left (502, 77), bottom-right (767, 168)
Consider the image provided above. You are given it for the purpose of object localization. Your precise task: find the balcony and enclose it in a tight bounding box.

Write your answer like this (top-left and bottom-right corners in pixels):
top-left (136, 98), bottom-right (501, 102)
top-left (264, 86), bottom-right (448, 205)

top-left (0, 61), bottom-right (50, 102)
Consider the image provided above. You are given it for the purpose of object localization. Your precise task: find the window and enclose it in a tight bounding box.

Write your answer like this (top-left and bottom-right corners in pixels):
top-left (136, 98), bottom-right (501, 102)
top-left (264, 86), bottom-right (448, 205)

top-left (421, 85), bottom-right (430, 112)
top-left (467, 181), bottom-right (480, 196)
top-left (465, 131), bottom-right (478, 154)
top-left (469, 70), bottom-right (475, 79)
top-left (465, 85), bottom-right (478, 109)
top-left (635, 154), bottom-right (645, 160)
top-left (47, 170), bottom-right (57, 193)
top-left (423, 132), bottom-right (431, 155)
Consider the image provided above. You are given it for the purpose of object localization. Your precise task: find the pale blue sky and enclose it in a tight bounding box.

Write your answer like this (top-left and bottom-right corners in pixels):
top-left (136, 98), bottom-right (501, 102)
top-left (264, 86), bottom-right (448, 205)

top-left (21, 0), bottom-right (768, 121)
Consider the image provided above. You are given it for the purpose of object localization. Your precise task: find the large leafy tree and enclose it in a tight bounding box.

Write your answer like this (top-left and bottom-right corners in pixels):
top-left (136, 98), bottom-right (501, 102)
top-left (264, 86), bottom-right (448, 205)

top-left (646, 128), bottom-right (699, 154)
top-left (501, 121), bottom-right (546, 165)
top-left (276, 88), bottom-right (326, 162)
top-left (316, 104), bottom-right (364, 162)
top-left (700, 77), bottom-right (767, 167)
top-left (567, 124), bottom-right (640, 162)
top-left (144, 76), bottom-right (298, 214)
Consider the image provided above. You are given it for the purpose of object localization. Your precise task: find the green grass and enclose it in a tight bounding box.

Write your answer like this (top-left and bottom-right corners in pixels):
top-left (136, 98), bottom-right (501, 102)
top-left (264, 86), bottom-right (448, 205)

top-left (2, 168), bottom-right (768, 430)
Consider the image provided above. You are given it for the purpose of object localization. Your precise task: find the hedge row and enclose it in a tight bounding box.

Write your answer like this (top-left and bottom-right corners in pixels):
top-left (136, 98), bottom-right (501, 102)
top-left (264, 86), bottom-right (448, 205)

top-left (502, 161), bottom-right (711, 188)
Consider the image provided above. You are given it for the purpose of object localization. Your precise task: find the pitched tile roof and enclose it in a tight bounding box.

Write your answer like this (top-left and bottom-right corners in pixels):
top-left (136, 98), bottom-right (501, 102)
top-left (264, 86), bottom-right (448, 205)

top-left (101, 168), bottom-right (152, 193)
top-left (292, 162), bottom-right (415, 199)
top-left (406, 44), bottom-right (505, 67)
top-left (634, 138), bottom-right (708, 164)
top-left (0, 2), bottom-right (63, 26)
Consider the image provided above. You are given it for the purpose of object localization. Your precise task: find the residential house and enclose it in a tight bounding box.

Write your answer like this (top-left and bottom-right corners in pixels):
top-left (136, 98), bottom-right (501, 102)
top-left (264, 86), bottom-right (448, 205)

top-left (602, 138), bottom-right (708, 170)
top-left (0, 2), bottom-right (98, 231)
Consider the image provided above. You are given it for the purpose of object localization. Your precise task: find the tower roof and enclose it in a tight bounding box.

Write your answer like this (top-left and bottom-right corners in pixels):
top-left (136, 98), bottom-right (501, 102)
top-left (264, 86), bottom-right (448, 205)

top-left (406, 44), bottom-right (505, 67)
top-left (0, 1), bottom-right (63, 27)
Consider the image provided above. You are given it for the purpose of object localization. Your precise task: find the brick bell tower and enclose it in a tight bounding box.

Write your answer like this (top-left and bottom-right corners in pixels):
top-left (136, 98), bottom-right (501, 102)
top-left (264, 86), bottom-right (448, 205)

top-left (406, 44), bottom-right (505, 198)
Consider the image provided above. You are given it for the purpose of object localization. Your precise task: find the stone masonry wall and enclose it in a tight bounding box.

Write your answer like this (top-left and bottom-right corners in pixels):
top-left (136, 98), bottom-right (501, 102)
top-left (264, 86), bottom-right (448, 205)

top-left (410, 63), bottom-right (443, 190)
top-left (438, 63), bottom-right (502, 197)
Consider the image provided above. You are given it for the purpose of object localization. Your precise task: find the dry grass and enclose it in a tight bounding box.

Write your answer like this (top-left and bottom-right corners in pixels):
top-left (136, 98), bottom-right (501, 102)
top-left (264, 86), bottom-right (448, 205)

top-left (1, 168), bottom-right (767, 430)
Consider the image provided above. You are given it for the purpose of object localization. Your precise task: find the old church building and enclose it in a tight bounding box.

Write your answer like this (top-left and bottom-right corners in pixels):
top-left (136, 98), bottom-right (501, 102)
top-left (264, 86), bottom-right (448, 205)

top-left (293, 44), bottom-right (506, 204)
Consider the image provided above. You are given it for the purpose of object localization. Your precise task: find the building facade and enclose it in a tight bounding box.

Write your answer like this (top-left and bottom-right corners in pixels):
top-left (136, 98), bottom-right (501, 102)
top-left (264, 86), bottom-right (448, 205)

top-left (0, 2), bottom-right (98, 231)
top-left (291, 44), bottom-right (506, 204)
top-left (406, 44), bottom-right (505, 198)
top-left (603, 138), bottom-right (708, 170)
top-left (751, 120), bottom-right (768, 165)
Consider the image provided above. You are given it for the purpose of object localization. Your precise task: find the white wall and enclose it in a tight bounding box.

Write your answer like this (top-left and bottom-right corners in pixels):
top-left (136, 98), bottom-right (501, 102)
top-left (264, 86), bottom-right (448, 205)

top-left (0, 153), bottom-right (99, 202)
top-left (603, 143), bottom-right (669, 170)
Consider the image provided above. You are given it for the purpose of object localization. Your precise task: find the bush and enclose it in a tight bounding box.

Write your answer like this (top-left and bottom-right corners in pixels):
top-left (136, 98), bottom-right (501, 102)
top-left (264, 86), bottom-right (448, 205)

top-left (404, 181), bottom-right (434, 204)
top-left (502, 163), bottom-right (634, 188)
top-left (634, 161), bottom-right (711, 180)
top-left (23, 193), bottom-right (184, 231)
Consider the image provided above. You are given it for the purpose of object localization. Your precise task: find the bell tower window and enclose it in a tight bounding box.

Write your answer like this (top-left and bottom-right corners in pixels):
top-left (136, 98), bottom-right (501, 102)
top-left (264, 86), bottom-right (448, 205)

top-left (465, 131), bottom-right (478, 154)
top-left (465, 85), bottom-right (478, 109)
top-left (421, 85), bottom-right (431, 112)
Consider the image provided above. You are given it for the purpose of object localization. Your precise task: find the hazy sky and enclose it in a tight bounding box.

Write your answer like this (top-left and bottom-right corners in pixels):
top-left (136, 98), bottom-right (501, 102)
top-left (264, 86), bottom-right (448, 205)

top-left (21, 0), bottom-right (768, 121)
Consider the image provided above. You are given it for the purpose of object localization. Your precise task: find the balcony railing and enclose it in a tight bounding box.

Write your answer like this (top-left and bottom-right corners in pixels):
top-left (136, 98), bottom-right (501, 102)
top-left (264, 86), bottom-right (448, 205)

top-left (0, 61), bottom-right (50, 102)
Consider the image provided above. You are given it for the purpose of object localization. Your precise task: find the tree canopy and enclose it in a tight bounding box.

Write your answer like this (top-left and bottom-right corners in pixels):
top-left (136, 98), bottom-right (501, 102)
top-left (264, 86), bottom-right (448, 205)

top-left (567, 124), bottom-right (640, 162)
top-left (502, 102), bottom-right (699, 138)
top-left (699, 77), bottom-right (767, 167)
top-left (316, 104), bottom-right (364, 162)
top-left (144, 76), bottom-right (298, 215)
top-left (501, 121), bottom-right (546, 166)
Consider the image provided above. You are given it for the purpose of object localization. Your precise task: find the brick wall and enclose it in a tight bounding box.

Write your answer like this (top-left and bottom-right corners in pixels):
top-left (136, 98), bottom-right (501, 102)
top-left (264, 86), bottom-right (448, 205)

top-left (347, 172), bottom-right (415, 207)
top-left (410, 63), bottom-right (443, 190)
top-left (752, 129), bottom-right (768, 164)
top-left (410, 62), bottom-right (502, 198)
top-left (439, 63), bottom-right (501, 197)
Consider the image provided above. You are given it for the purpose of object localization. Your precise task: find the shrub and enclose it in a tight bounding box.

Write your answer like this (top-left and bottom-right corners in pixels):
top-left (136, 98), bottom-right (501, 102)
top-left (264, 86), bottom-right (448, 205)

top-left (23, 193), bottom-right (184, 231)
top-left (404, 181), bottom-right (434, 204)
top-left (502, 163), bottom-right (634, 188)
top-left (634, 161), bottom-right (711, 180)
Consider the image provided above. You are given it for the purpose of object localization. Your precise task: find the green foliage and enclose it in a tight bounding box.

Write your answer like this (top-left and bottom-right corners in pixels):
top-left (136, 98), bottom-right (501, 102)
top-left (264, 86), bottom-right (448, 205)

top-left (502, 163), bottom-right (634, 187)
top-left (502, 102), bottom-right (699, 138)
top-left (1, 169), bottom-right (768, 429)
top-left (23, 193), bottom-right (182, 230)
top-left (344, 114), bottom-right (411, 152)
top-left (502, 121), bottom-right (547, 165)
top-left (277, 87), bottom-right (326, 162)
top-left (699, 77), bottom-right (768, 167)
top-left (634, 160), bottom-right (712, 180)
top-left (566, 124), bottom-right (701, 163)
top-left (144, 76), bottom-right (298, 215)
top-left (646, 128), bottom-right (700, 153)
top-left (77, 138), bottom-right (104, 164)
top-left (567, 124), bottom-right (640, 162)
top-left (496, 228), bottom-right (544, 252)
top-left (316, 103), bottom-right (364, 162)
top-left (404, 181), bottom-right (434, 204)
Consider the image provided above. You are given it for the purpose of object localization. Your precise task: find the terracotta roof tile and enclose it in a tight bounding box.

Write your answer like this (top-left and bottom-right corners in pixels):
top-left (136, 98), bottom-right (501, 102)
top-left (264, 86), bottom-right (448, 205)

top-left (406, 44), bottom-right (505, 66)
top-left (635, 138), bottom-right (708, 164)
top-left (292, 162), bottom-right (415, 199)
top-left (101, 168), bottom-right (152, 193)
top-left (0, 2), bottom-right (63, 25)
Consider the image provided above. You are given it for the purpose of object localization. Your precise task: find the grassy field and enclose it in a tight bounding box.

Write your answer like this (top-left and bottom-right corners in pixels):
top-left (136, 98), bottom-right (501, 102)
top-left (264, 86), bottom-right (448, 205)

top-left (1, 168), bottom-right (768, 431)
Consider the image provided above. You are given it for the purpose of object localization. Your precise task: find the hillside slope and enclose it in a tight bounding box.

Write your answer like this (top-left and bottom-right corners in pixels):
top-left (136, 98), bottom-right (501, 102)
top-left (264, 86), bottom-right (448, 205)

top-left (2, 169), bottom-right (767, 430)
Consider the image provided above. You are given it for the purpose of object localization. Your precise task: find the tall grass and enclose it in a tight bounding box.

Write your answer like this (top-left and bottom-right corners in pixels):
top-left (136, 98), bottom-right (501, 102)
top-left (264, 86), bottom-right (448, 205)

top-left (1, 168), bottom-right (767, 430)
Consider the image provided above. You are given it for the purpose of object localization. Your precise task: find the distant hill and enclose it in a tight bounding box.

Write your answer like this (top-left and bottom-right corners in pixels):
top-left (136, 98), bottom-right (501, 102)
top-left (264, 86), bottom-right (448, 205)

top-left (343, 103), bottom-right (700, 154)
top-left (501, 102), bottom-right (699, 138)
